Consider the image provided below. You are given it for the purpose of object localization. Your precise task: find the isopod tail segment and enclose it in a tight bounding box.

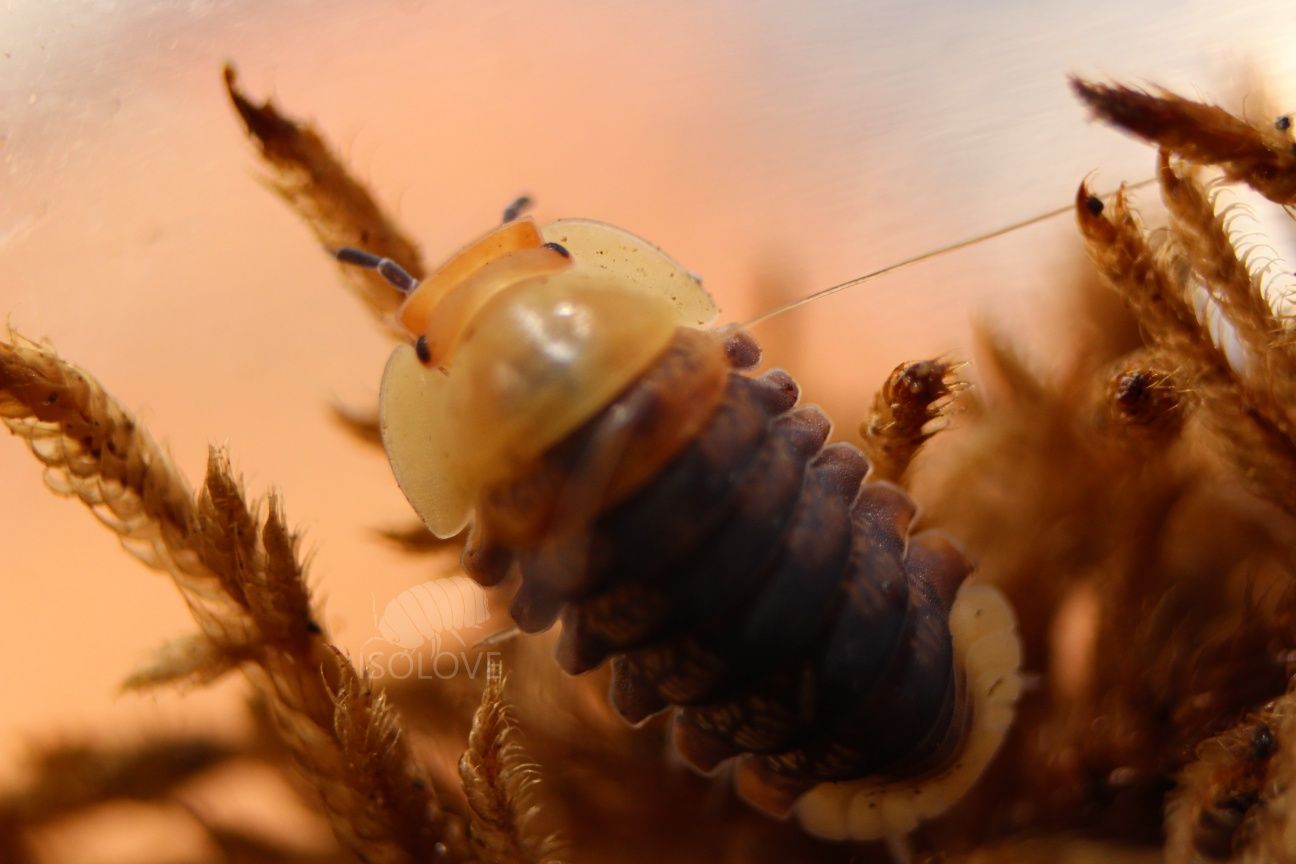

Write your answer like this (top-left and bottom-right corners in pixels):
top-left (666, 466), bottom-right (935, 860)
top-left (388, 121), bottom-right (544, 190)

top-left (370, 208), bottom-right (1022, 844)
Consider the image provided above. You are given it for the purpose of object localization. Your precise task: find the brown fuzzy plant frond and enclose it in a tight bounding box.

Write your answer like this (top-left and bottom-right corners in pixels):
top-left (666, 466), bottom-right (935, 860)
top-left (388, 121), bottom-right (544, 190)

top-left (1233, 692), bottom-right (1296, 864)
top-left (460, 658), bottom-right (566, 864)
top-left (0, 331), bottom-right (469, 864)
top-left (943, 836), bottom-right (1162, 864)
top-left (1072, 78), bottom-right (1296, 205)
top-left (0, 330), bottom-right (250, 643)
top-left (1102, 350), bottom-right (1185, 442)
top-left (223, 64), bottom-right (425, 326)
top-left (121, 630), bottom-right (249, 691)
top-left (1074, 182), bottom-right (1296, 515)
top-left (858, 359), bottom-right (958, 483)
top-left (969, 323), bottom-right (1048, 406)
top-left (0, 736), bottom-right (236, 863)
top-left (1156, 150), bottom-right (1296, 418)
top-left (192, 460), bottom-right (471, 864)
top-left (1164, 700), bottom-right (1283, 864)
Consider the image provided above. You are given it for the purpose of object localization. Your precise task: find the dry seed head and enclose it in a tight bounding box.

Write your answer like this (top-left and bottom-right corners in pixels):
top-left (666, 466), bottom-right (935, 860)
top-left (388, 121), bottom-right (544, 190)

top-left (859, 358), bottom-right (958, 483)
top-left (1106, 360), bottom-right (1184, 440)
top-left (1075, 178), bottom-right (1296, 515)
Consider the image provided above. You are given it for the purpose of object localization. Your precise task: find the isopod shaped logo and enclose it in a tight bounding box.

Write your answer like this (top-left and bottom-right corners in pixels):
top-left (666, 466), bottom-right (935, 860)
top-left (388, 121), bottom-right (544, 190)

top-left (369, 574), bottom-right (490, 656)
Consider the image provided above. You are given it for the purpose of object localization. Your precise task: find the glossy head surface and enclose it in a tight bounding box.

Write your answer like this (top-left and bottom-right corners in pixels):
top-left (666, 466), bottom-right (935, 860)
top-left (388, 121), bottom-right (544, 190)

top-left (380, 216), bottom-right (719, 538)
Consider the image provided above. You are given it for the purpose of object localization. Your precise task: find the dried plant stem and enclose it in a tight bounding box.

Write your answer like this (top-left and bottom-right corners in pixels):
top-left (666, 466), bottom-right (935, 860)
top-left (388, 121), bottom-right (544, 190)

top-left (1072, 78), bottom-right (1296, 205)
top-left (460, 658), bottom-right (565, 864)
top-left (223, 65), bottom-right (425, 327)
top-left (0, 332), bottom-right (469, 864)
top-left (1074, 184), bottom-right (1296, 515)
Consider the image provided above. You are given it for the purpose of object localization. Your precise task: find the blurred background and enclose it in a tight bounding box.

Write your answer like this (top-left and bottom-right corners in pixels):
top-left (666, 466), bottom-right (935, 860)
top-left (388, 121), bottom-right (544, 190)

top-left (3, 0), bottom-right (1296, 859)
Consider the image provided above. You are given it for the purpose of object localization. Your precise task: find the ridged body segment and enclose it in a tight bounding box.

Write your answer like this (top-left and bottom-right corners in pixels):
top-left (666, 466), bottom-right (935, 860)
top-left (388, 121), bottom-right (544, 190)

top-left (460, 328), bottom-right (1021, 834)
top-left (377, 214), bottom-right (1018, 841)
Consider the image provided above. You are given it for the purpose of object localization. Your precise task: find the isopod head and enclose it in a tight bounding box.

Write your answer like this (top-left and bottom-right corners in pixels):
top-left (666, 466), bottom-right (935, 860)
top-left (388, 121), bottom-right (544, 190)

top-left (380, 216), bottom-right (718, 537)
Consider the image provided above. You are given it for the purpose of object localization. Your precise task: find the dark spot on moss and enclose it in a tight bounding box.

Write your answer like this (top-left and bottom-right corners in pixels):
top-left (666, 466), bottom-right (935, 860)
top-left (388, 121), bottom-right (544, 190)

top-left (1085, 195), bottom-right (1104, 216)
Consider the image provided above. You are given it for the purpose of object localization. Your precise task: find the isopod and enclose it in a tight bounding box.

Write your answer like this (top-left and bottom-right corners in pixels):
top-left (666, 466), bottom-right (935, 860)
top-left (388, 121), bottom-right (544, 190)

top-left (343, 206), bottom-right (1023, 843)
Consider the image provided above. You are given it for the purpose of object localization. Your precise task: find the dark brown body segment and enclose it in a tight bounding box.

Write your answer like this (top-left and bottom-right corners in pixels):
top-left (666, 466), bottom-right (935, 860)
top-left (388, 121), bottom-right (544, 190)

top-left (462, 328), bottom-right (974, 810)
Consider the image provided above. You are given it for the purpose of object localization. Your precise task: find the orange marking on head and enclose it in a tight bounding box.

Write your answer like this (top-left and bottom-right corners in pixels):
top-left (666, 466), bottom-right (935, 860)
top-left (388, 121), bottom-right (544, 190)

top-left (397, 218), bottom-right (544, 335)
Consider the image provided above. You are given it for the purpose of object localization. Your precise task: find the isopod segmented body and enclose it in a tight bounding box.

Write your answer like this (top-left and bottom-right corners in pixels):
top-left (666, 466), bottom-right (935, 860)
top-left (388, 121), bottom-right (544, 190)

top-left (370, 211), bottom-right (1023, 842)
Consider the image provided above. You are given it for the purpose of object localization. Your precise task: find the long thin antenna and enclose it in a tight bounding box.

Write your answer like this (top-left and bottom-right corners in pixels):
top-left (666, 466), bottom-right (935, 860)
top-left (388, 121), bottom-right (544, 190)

top-left (334, 247), bottom-right (420, 294)
top-left (502, 194), bottom-right (534, 223)
top-left (740, 177), bottom-right (1157, 329)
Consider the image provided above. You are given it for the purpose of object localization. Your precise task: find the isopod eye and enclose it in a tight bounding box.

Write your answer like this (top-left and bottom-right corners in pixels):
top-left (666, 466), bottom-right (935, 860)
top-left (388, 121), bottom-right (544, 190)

top-left (380, 343), bottom-right (473, 538)
top-left (539, 219), bottom-right (719, 326)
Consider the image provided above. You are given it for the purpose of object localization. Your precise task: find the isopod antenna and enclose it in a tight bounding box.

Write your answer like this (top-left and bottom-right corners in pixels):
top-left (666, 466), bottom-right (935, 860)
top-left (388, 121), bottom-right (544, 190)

top-left (334, 247), bottom-right (420, 294)
top-left (501, 194), bottom-right (533, 223)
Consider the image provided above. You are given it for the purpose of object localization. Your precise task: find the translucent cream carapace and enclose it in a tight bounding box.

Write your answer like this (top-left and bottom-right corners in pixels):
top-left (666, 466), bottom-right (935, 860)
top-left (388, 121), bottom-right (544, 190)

top-left (378, 216), bottom-right (717, 538)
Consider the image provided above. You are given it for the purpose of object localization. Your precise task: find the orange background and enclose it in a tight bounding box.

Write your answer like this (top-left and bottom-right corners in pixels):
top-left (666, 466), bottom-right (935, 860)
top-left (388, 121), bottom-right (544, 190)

top-left (3, 1), bottom-right (1296, 857)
